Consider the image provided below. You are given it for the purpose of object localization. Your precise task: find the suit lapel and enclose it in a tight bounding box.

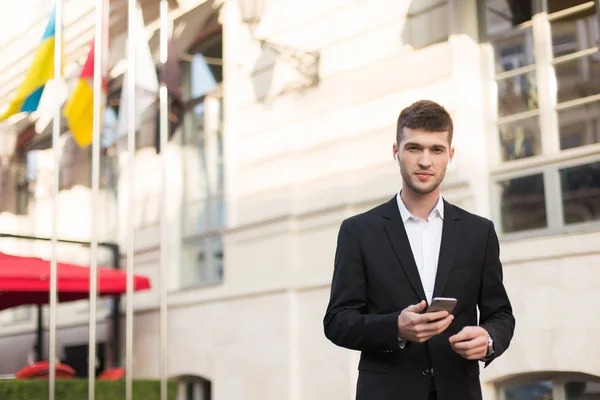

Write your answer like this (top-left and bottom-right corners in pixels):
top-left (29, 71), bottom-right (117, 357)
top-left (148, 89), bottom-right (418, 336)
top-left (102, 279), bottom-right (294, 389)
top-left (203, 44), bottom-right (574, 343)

top-left (432, 200), bottom-right (461, 299)
top-left (382, 197), bottom-right (427, 302)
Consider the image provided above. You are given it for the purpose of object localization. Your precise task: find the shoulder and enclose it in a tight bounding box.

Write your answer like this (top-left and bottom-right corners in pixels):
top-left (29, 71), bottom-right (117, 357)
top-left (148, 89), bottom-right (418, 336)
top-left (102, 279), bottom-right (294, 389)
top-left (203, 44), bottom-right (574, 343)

top-left (446, 201), bottom-right (495, 232)
top-left (340, 199), bottom-right (394, 231)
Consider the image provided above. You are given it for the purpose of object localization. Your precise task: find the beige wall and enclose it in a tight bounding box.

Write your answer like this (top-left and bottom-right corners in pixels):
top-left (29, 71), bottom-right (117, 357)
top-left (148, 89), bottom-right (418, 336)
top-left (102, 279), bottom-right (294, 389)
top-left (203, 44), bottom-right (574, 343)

top-left (482, 231), bottom-right (600, 381)
top-left (133, 292), bottom-right (291, 399)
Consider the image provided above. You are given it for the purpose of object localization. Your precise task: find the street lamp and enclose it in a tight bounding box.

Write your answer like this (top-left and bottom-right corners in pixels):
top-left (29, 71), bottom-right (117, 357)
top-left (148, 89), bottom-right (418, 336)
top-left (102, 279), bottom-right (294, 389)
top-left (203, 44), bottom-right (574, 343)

top-left (237, 0), bottom-right (319, 98)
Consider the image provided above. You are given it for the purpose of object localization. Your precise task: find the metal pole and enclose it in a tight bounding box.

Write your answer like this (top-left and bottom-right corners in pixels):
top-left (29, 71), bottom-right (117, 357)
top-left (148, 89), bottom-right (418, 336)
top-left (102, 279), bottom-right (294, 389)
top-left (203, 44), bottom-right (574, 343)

top-left (111, 248), bottom-right (122, 368)
top-left (595, 0), bottom-right (600, 47)
top-left (36, 305), bottom-right (43, 362)
top-left (88, 0), bottom-right (105, 397)
top-left (126, 0), bottom-right (137, 399)
top-left (49, 2), bottom-right (63, 399)
top-left (159, 2), bottom-right (170, 399)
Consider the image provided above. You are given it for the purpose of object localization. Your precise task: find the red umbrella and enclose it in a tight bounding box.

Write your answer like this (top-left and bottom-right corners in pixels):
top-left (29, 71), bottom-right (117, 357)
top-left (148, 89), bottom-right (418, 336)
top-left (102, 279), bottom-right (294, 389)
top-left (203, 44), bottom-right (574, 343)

top-left (0, 251), bottom-right (151, 310)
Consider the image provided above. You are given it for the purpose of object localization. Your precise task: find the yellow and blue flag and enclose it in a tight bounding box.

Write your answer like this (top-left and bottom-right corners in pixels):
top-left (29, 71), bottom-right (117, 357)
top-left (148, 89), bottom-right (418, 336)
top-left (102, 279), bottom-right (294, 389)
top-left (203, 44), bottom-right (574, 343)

top-left (0, 9), bottom-right (56, 121)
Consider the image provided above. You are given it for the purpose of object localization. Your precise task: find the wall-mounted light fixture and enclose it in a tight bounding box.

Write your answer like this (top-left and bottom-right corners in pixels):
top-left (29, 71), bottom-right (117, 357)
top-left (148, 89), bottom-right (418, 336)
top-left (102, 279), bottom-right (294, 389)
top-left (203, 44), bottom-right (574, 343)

top-left (237, 0), bottom-right (320, 96)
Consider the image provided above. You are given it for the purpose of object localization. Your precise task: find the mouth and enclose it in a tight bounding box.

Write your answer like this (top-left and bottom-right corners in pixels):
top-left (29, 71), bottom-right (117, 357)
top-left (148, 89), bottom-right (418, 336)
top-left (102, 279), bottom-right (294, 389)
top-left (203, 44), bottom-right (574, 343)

top-left (414, 172), bottom-right (434, 181)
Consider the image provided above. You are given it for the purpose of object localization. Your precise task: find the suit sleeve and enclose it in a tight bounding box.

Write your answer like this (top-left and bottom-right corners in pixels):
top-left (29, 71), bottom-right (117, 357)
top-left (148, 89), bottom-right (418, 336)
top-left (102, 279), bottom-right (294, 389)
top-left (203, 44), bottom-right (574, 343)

top-left (479, 221), bottom-right (516, 366)
top-left (323, 219), bottom-right (401, 352)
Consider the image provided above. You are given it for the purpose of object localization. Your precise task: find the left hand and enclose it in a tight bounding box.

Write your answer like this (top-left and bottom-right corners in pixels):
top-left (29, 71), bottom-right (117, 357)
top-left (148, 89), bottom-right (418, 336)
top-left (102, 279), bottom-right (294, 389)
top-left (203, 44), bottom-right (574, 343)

top-left (449, 326), bottom-right (489, 360)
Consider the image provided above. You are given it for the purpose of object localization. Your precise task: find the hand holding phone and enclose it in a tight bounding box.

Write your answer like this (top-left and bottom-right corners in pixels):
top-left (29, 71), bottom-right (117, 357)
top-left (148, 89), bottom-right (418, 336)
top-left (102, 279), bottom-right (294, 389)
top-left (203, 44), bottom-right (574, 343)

top-left (427, 297), bottom-right (457, 315)
top-left (397, 299), bottom-right (455, 343)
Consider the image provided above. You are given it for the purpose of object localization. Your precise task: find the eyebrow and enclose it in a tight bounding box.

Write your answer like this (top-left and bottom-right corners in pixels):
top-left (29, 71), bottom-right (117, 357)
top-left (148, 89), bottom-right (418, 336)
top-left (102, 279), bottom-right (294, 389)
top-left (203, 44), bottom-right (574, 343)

top-left (403, 142), bottom-right (447, 150)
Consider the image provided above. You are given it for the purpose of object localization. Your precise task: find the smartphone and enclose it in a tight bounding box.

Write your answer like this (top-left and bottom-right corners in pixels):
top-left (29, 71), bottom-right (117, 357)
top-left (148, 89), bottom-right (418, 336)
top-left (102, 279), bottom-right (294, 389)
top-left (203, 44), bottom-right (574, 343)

top-left (427, 297), bottom-right (457, 314)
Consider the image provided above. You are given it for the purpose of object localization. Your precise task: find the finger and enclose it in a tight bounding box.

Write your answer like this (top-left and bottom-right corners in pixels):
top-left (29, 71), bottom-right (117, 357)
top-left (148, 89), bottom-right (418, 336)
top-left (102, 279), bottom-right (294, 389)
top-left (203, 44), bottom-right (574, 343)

top-left (450, 336), bottom-right (486, 350)
top-left (411, 310), bottom-right (447, 326)
top-left (450, 340), bottom-right (472, 351)
top-left (414, 315), bottom-right (454, 335)
top-left (449, 327), bottom-right (477, 343)
top-left (427, 315), bottom-right (454, 335)
top-left (435, 315), bottom-right (454, 333)
top-left (463, 346), bottom-right (487, 359)
top-left (414, 316), bottom-right (454, 340)
top-left (451, 344), bottom-right (486, 360)
top-left (424, 310), bottom-right (449, 322)
top-left (453, 348), bottom-right (480, 360)
top-left (405, 300), bottom-right (427, 313)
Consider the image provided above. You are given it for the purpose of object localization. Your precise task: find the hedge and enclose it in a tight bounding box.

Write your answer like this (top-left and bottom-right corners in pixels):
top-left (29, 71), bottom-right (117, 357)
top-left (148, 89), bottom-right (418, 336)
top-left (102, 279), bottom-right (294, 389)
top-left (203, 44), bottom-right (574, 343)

top-left (0, 379), bottom-right (178, 400)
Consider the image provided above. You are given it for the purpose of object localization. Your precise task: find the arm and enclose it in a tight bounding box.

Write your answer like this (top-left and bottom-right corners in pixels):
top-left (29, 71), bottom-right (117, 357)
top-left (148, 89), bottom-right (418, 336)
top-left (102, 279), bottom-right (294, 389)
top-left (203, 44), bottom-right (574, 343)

top-left (478, 221), bottom-right (516, 365)
top-left (323, 219), bottom-right (401, 352)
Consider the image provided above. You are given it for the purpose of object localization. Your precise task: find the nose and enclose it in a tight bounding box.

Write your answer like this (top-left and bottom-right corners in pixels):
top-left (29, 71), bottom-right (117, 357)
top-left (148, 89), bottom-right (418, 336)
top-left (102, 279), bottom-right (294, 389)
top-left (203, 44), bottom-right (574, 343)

top-left (418, 151), bottom-right (432, 168)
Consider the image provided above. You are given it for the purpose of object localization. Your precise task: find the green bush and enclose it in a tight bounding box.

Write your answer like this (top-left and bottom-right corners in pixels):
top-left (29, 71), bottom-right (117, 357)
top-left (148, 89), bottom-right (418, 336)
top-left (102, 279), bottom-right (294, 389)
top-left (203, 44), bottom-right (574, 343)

top-left (0, 378), bottom-right (178, 400)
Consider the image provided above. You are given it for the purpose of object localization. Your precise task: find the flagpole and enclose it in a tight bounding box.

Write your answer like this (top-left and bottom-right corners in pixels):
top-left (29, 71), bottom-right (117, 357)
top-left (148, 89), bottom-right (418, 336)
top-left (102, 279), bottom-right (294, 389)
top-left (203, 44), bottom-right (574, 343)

top-left (88, 0), bottom-right (106, 398)
top-left (49, 2), bottom-right (63, 399)
top-left (159, 1), bottom-right (170, 399)
top-left (126, 0), bottom-right (137, 399)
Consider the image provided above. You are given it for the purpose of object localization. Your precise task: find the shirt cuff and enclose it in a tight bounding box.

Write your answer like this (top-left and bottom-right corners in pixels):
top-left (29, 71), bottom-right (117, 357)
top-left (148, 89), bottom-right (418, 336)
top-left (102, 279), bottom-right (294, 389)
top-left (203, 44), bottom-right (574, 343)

top-left (398, 337), bottom-right (407, 349)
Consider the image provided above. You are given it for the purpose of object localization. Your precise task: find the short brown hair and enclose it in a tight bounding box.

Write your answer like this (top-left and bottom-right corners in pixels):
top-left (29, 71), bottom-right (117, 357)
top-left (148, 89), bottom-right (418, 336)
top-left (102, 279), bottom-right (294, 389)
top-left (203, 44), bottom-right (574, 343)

top-left (396, 100), bottom-right (453, 144)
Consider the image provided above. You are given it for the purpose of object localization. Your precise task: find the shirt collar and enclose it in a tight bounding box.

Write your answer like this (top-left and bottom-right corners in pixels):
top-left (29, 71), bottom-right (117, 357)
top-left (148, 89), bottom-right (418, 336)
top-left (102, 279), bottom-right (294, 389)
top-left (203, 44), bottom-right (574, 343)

top-left (396, 191), bottom-right (444, 223)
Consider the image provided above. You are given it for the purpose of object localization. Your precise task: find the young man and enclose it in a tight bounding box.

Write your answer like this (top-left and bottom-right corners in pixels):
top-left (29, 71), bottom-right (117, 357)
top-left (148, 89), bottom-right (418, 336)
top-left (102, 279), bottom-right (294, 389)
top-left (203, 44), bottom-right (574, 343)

top-left (323, 100), bottom-right (515, 400)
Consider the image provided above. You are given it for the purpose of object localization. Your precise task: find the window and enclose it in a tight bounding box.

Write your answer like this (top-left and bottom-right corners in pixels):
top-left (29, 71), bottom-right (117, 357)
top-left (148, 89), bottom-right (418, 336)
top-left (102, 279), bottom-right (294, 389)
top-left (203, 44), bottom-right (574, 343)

top-left (180, 21), bottom-right (224, 288)
top-left (15, 158), bottom-right (29, 215)
top-left (480, 0), bottom-right (600, 235)
top-left (497, 373), bottom-right (600, 399)
top-left (178, 376), bottom-right (211, 400)
top-left (404, 0), bottom-right (450, 49)
top-left (0, 156), bottom-right (30, 216)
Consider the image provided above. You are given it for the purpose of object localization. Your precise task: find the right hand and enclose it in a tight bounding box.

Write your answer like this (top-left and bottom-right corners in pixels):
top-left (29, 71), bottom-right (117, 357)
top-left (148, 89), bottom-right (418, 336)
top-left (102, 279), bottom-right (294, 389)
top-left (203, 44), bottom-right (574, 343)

top-left (397, 300), bottom-right (454, 343)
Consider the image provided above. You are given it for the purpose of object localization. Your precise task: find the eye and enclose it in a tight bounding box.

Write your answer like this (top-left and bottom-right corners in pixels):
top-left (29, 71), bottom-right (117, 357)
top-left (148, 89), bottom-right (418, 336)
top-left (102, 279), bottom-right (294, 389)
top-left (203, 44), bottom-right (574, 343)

top-left (432, 147), bottom-right (445, 154)
top-left (407, 146), bottom-right (420, 152)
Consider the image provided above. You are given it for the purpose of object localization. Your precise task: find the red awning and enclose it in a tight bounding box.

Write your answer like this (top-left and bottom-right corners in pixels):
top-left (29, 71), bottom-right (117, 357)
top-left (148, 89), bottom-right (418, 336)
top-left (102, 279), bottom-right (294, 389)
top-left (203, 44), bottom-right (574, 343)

top-left (0, 251), bottom-right (151, 310)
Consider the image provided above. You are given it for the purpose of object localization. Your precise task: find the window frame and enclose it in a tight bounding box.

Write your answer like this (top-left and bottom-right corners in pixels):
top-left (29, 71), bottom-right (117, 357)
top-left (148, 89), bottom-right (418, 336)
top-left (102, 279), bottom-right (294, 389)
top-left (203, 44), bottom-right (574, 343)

top-left (177, 375), bottom-right (212, 400)
top-left (404, 0), bottom-right (450, 49)
top-left (496, 372), bottom-right (600, 400)
top-left (178, 23), bottom-right (225, 290)
top-left (479, 0), bottom-right (600, 238)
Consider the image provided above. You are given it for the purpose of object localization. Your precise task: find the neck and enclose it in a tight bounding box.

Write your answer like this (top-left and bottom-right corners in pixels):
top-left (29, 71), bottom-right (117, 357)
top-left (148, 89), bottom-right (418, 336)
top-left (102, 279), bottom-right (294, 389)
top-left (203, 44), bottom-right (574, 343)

top-left (400, 184), bottom-right (441, 220)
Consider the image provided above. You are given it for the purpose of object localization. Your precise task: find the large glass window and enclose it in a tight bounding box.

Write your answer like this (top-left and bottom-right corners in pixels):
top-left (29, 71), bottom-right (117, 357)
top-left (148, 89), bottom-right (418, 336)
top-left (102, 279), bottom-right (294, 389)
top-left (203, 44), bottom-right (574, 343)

top-left (560, 161), bottom-right (600, 224)
top-left (497, 374), bottom-right (600, 399)
top-left (480, 0), bottom-right (600, 235)
top-left (503, 380), bottom-right (553, 399)
top-left (404, 0), bottom-right (450, 49)
top-left (179, 21), bottom-right (224, 288)
top-left (499, 173), bottom-right (547, 232)
top-left (178, 376), bottom-right (211, 400)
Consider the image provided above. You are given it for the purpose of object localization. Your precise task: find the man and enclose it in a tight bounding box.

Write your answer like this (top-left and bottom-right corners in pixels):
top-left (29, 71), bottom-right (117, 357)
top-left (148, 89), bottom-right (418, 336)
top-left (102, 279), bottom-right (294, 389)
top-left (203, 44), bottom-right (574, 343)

top-left (323, 100), bottom-right (515, 400)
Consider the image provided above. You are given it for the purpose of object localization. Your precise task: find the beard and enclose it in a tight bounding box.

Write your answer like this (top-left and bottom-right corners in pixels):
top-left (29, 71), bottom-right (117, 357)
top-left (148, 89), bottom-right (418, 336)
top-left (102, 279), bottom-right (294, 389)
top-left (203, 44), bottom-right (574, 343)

top-left (399, 163), bottom-right (446, 195)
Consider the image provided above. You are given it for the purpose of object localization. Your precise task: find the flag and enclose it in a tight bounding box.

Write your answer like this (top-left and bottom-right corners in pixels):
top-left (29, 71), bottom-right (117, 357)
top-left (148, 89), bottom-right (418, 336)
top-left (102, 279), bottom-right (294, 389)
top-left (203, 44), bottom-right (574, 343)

top-left (63, 40), bottom-right (108, 148)
top-left (117, 4), bottom-right (159, 137)
top-left (0, 9), bottom-right (56, 121)
top-left (155, 32), bottom-right (183, 153)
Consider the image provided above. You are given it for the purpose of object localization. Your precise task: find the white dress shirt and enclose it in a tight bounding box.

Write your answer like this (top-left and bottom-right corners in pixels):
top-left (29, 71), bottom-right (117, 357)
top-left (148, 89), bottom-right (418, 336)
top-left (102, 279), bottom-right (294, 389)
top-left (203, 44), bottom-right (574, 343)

top-left (396, 191), bottom-right (444, 305)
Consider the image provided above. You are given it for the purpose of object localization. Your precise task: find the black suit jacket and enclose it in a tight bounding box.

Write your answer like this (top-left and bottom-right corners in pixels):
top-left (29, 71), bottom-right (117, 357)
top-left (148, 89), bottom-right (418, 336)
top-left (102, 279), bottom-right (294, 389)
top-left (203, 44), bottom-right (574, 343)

top-left (323, 197), bottom-right (515, 400)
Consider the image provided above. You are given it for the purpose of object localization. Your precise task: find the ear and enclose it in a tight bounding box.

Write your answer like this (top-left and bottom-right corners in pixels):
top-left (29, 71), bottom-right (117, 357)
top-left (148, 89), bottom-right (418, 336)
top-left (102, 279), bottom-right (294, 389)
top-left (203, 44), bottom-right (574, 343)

top-left (392, 143), bottom-right (400, 165)
top-left (449, 146), bottom-right (455, 163)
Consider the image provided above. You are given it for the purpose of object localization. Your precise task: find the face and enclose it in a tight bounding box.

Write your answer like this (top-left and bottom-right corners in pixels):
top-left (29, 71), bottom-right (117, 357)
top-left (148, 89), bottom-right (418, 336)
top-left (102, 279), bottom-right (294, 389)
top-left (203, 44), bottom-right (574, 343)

top-left (393, 128), bottom-right (454, 196)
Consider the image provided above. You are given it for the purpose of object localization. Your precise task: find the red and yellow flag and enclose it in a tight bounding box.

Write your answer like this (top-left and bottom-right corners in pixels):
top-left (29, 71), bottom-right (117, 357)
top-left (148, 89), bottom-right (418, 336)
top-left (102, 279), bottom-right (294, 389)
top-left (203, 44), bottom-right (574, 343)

top-left (63, 40), bottom-right (108, 148)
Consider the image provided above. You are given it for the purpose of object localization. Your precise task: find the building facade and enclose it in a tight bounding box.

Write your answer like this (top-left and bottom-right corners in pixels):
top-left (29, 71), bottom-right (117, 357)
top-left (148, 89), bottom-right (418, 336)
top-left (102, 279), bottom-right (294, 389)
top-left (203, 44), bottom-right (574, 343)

top-left (1, 0), bottom-right (600, 399)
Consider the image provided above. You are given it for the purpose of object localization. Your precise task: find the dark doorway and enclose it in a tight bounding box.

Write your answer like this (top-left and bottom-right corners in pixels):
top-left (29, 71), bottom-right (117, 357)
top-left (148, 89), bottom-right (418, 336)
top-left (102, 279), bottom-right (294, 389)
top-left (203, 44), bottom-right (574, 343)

top-left (63, 342), bottom-right (105, 377)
